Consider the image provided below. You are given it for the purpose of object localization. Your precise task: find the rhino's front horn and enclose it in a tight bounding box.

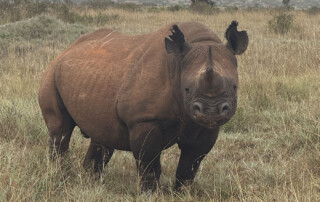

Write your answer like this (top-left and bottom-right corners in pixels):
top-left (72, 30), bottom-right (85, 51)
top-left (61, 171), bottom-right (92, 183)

top-left (206, 66), bottom-right (213, 80)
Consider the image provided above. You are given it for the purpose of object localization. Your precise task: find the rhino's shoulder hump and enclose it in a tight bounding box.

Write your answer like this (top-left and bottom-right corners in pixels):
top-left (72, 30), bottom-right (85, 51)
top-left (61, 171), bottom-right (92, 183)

top-left (71, 28), bottom-right (120, 47)
top-left (176, 22), bottom-right (222, 44)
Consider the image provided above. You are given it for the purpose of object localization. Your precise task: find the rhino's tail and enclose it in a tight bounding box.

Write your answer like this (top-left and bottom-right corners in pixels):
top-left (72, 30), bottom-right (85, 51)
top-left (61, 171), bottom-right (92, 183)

top-left (80, 129), bottom-right (90, 138)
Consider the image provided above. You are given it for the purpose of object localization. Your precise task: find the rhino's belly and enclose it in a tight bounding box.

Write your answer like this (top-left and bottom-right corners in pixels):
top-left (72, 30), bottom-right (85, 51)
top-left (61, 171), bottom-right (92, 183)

top-left (75, 111), bottom-right (130, 151)
top-left (63, 91), bottom-right (131, 150)
top-left (55, 56), bottom-right (131, 150)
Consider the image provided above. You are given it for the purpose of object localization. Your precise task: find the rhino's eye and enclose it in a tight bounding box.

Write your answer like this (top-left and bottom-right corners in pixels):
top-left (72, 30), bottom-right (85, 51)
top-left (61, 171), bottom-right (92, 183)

top-left (233, 84), bottom-right (237, 90)
top-left (185, 88), bottom-right (190, 93)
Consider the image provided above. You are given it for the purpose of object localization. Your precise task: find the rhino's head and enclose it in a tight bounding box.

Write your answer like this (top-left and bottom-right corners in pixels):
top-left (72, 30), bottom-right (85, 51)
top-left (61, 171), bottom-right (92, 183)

top-left (165, 21), bottom-right (248, 128)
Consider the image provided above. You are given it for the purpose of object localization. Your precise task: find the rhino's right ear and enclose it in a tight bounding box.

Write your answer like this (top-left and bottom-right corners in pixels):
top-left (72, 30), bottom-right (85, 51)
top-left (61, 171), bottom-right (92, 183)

top-left (165, 25), bottom-right (191, 57)
top-left (225, 21), bottom-right (248, 55)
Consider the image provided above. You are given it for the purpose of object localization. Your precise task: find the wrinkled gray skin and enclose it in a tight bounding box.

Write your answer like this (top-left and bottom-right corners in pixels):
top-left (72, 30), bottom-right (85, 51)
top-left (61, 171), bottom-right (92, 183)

top-left (39, 21), bottom-right (248, 192)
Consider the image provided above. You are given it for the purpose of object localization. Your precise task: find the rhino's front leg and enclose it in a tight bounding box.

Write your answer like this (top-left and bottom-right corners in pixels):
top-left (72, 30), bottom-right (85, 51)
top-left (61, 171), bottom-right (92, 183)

top-left (129, 122), bottom-right (163, 192)
top-left (83, 140), bottom-right (114, 173)
top-left (175, 128), bottom-right (219, 190)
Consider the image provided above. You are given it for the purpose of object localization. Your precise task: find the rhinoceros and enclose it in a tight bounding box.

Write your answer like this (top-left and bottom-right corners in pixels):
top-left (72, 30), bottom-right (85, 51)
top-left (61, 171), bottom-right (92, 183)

top-left (39, 21), bottom-right (248, 191)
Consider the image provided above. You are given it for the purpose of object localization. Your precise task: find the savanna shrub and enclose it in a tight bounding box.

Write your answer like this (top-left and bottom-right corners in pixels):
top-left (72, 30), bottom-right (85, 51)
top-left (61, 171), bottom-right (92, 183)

top-left (268, 13), bottom-right (294, 34)
top-left (167, 5), bottom-right (185, 12)
top-left (225, 6), bottom-right (238, 13)
top-left (114, 3), bottom-right (142, 12)
top-left (25, 1), bottom-right (51, 18)
top-left (189, 1), bottom-right (220, 15)
top-left (84, 0), bottom-right (113, 9)
top-left (305, 6), bottom-right (320, 15)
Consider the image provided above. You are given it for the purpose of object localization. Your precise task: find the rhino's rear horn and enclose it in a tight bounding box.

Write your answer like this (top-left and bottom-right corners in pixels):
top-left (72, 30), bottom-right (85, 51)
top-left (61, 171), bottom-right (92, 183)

top-left (165, 24), bottom-right (191, 57)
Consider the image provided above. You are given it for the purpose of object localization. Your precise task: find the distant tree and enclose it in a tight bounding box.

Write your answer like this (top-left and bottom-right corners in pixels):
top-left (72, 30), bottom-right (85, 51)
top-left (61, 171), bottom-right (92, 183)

top-left (88, 0), bottom-right (112, 2)
top-left (190, 0), bottom-right (219, 14)
top-left (191, 0), bottom-right (215, 7)
top-left (85, 0), bottom-right (113, 9)
top-left (64, 0), bottom-right (72, 4)
top-left (282, 0), bottom-right (290, 7)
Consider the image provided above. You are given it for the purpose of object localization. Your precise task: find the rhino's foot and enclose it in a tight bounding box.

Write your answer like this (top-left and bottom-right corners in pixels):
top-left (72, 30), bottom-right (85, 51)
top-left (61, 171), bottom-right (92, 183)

top-left (49, 137), bottom-right (71, 161)
top-left (139, 172), bottom-right (160, 193)
top-left (83, 140), bottom-right (114, 174)
top-left (45, 105), bottom-right (76, 161)
top-left (174, 179), bottom-right (193, 192)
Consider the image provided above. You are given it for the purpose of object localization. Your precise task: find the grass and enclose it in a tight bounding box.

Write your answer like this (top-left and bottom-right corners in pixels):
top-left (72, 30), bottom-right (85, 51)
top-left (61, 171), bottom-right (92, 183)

top-left (268, 13), bottom-right (294, 34)
top-left (0, 2), bottom-right (320, 201)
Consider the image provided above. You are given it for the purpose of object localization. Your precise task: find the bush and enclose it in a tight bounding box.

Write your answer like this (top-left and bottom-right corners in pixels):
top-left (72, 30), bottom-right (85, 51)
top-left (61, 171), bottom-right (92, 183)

top-left (282, 0), bottom-right (291, 8)
top-left (305, 6), bottom-right (320, 15)
top-left (113, 3), bottom-right (142, 12)
top-left (191, 0), bottom-right (215, 6)
top-left (224, 6), bottom-right (238, 13)
top-left (25, 1), bottom-right (51, 18)
top-left (147, 6), bottom-right (164, 13)
top-left (83, 0), bottom-right (114, 9)
top-left (167, 5), bottom-right (186, 12)
top-left (189, 1), bottom-right (220, 15)
top-left (268, 13), bottom-right (294, 34)
top-left (0, 15), bottom-right (90, 42)
top-left (83, 1), bottom-right (142, 12)
top-left (0, 0), bottom-right (22, 23)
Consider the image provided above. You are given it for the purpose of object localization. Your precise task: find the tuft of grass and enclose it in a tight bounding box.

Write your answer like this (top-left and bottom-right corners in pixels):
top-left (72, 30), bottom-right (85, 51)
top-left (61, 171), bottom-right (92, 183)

top-left (222, 107), bottom-right (251, 133)
top-left (268, 13), bottom-right (294, 34)
top-left (0, 0), bottom-right (56, 24)
top-left (275, 81), bottom-right (309, 102)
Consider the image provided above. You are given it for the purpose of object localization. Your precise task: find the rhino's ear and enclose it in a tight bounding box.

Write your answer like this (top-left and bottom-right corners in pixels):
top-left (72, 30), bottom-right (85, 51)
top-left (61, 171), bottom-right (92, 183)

top-left (165, 24), bottom-right (191, 57)
top-left (225, 21), bottom-right (248, 55)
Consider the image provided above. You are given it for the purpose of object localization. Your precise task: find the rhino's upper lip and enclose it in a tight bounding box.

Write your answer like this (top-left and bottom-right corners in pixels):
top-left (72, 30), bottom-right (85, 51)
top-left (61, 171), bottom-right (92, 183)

top-left (193, 114), bottom-right (230, 128)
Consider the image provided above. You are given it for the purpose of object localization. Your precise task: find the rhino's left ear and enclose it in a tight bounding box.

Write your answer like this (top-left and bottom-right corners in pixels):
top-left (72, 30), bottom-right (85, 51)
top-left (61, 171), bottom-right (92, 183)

top-left (225, 21), bottom-right (248, 55)
top-left (165, 24), bottom-right (191, 57)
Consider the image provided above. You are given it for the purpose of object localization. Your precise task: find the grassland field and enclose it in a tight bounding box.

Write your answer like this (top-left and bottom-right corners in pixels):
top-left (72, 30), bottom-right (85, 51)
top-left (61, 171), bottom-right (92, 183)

top-left (0, 2), bottom-right (319, 201)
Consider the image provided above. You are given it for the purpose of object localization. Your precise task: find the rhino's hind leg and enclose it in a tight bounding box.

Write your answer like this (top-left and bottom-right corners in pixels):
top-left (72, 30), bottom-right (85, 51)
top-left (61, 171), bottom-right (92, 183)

top-left (39, 74), bottom-right (76, 159)
top-left (83, 140), bottom-right (114, 173)
top-left (47, 110), bottom-right (76, 160)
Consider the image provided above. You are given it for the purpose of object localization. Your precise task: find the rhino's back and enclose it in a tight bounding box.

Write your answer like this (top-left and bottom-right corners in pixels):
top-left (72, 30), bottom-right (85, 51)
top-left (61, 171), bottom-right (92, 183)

top-left (40, 26), bottom-right (170, 150)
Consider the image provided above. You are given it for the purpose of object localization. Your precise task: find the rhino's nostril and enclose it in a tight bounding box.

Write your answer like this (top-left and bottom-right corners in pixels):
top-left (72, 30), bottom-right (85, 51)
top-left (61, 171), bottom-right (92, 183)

top-left (219, 102), bottom-right (230, 115)
top-left (193, 102), bottom-right (203, 115)
top-left (222, 104), bottom-right (229, 112)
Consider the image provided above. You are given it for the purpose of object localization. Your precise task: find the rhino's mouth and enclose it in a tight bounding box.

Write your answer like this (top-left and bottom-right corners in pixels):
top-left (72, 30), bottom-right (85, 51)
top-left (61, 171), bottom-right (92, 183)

top-left (192, 113), bottom-right (230, 129)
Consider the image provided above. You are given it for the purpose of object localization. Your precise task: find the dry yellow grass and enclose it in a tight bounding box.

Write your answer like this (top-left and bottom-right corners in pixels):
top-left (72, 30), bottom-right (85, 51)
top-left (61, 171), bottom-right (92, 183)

top-left (0, 4), bottom-right (319, 201)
